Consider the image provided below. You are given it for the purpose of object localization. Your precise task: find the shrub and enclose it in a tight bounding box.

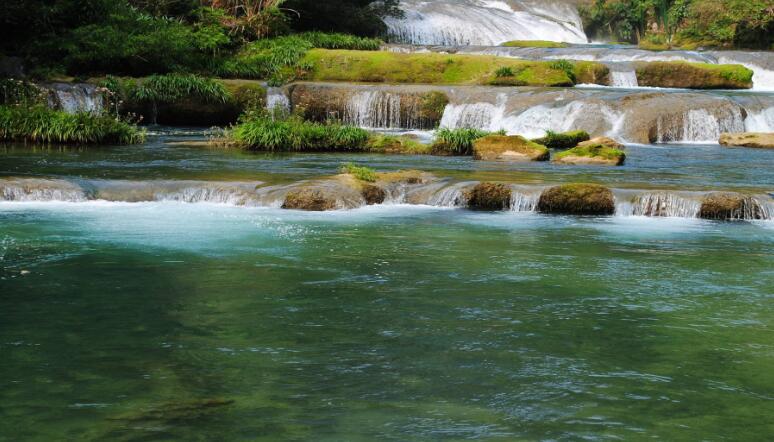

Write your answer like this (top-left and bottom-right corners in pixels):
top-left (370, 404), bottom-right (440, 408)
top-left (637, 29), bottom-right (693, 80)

top-left (431, 128), bottom-right (502, 156)
top-left (495, 67), bottom-right (515, 78)
top-left (0, 79), bottom-right (46, 106)
top-left (548, 59), bottom-right (576, 82)
top-left (229, 113), bottom-right (369, 151)
top-left (341, 163), bottom-right (377, 182)
top-left (0, 105), bottom-right (144, 144)
top-left (532, 130), bottom-right (590, 149)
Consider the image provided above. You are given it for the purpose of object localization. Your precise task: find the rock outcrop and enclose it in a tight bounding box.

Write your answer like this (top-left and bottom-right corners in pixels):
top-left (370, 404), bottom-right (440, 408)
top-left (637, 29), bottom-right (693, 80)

top-left (553, 144), bottom-right (626, 166)
top-left (699, 193), bottom-right (765, 220)
top-left (473, 135), bottom-right (550, 161)
top-left (537, 184), bottom-right (615, 215)
top-left (466, 182), bottom-right (512, 210)
top-left (719, 132), bottom-right (774, 149)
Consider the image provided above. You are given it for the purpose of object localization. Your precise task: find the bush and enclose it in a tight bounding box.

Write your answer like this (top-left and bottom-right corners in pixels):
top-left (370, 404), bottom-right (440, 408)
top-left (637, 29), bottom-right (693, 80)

top-left (0, 105), bottom-right (144, 144)
top-left (431, 128), bottom-right (502, 156)
top-left (532, 130), bottom-right (590, 149)
top-left (341, 163), bottom-right (377, 182)
top-left (0, 80), bottom-right (47, 106)
top-left (229, 113), bottom-right (369, 151)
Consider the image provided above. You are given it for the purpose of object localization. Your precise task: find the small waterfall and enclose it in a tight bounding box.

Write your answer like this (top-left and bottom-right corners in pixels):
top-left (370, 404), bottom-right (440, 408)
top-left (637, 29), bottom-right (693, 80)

top-left (608, 63), bottom-right (639, 88)
top-left (714, 53), bottom-right (774, 91)
top-left (266, 87), bottom-right (290, 113)
top-left (425, 182), bottom-right (473, 207)
top-left (745, 107), bottom-right (774, 132)
top-left (656, 108), bottom-right (746, 144)
top-left (616, 193), bottom-right (702, 218)
top-left (385, 0), bottom-right (587, 46)
top-left (439, 94), bottom-right (507, 131)
top-left (45, 83), bottom-right (104, 114)
top-left (0, 179), bottom-right (88, 202)
top-left (345, 91), bottom-right (402, 129)
top-left (509, 186), bottom-right (542, 212)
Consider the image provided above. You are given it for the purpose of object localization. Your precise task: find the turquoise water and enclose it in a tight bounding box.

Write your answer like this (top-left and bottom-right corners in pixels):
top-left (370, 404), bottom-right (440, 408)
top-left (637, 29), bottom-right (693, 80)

top-left (2, 133), bottom-right (774, 440)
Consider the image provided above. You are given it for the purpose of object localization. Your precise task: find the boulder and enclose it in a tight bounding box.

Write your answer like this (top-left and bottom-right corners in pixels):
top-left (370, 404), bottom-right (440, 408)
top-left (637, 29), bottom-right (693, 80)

top-left (537, 184), bottom-right (615, 215)
top-left (473, 135), bottom-right (550, 161)
top-left (577, 137), bottom-right (624, 150)
top-left (553, 144), bottom-right (626, 166)
top-left (532, 130), bottom-right (590, 149)
top-left (360, 183), bottom-right (386, 205)
top-left (719, 133), bottom-right (774, 149)
top-left (699, 193), bottom-right (764, 220)
top-left (282, 187), bottom-right (338, 211)
top-left (466, 182), bottom-right (512, 210)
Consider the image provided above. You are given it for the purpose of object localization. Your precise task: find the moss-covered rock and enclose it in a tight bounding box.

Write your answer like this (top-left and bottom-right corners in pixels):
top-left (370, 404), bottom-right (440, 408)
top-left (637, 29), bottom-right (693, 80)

top-left (366, 134), bottom-right (430, 154)
top-left (282, 187), bottom-right (338, 211)
top-left (699, 193), bottom-right (765, 220)
top-left (466, 182), bottom-right (512, 211)
top-left (577, 136), bottom-right (624, 150)
top-left (537, 184), bottom-right (615, 215)
top-left (302, 49), bottom-right (588, 87)
top-left (500, 40), bottom-right (569, 48)
top-left (719, 132), bottom-right (774, 149)
top-left (634, 61), bottom-right (753, 89)
top-left (573, 61), bottom-right (611, 86)
top-left (419, 91), bottom-right (450, 124)
top-left (473, 135), bottom-right (550, 161)
top-left (553, 144), bottom-right (626, 166)
top-left (532, 130), bottom-right (590, 149)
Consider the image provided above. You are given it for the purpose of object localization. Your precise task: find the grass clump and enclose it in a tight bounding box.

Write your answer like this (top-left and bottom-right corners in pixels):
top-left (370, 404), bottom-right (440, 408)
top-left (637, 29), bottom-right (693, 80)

top-left (431, 128), bottom-right (502, 156)
top-left (0, 105), bottom-right (144, 144)
top-left (501, 40), bottom-right (569, 48)
top-left (532, 130), bottom-right (590, 149)
top-left (341, 163), bottom-right (377, 182)
top-left (495, 67), bottom-right (515, 78)
top-left (366, 134), bottom-right (430, 154)
top-left (229, 113), bottom-right (369, 152)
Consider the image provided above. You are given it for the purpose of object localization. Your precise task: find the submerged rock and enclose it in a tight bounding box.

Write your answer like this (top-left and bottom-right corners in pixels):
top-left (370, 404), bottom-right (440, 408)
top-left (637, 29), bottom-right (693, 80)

top-left (111, 398), bottom-right (234, 422)
top-left (537, 184), bottom-right (615, 215)
top-left (466, 182), bottom-right (511, 211)
top-left (719, 132), bottom-right (774, 149)
top-left (473, 135), bottom-right (549, 161)
top-left (553, 144), bottom-right (626, 166)
top-left (699, 193), bottom-right (765, 220)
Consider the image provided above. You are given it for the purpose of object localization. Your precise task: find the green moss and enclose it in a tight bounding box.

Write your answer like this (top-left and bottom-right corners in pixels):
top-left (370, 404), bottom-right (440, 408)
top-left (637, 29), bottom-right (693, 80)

top-left (500, 40), bottom-right (569, 48)
top-left (0, 105), bottom-right (144, 144)
top-left (532, 130), bottom-right (590, 149)
top-left (366, 134), bottom-right (430, 154)
top-left (467, 182), bottom-right (512, 211)
top-left (341, 163), bottom-right (377, 182)
top-left (301, 49), bottom-right (584, 87)
top-left (634, 61), bottom-right (753, 89)
top-left (537, 183), bottom-right (615, 215)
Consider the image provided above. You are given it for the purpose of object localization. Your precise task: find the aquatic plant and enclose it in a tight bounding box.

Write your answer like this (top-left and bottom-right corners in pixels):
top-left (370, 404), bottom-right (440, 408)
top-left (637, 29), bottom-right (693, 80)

top-left (0, 105), bottom-right (144, 144)
top-left (341, 163), bottom-right (378, 182)
top-left (431, 128), bottom-right (502, 156)
top-left (229, 113), bottom-right (369, 151)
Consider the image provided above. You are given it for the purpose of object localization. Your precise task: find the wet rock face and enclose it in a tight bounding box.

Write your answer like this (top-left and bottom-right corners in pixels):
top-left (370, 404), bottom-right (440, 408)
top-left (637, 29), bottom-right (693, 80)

top-left (577, 137), bottom-right (624, 150)
top-left (537, 184), bottom-right (615, 215)
top-left (699, 193), bottom-right (765, 220)
top-left (466, 182), bottom-right (512, 210)
top-left (473, 135), bottom-right (550, 161)
top-left (282, 188), bottom-right (338, 211)
top-left (361, 184), bottom-right (386, 205)
top-left (720, 132), bottom-right (774, 149)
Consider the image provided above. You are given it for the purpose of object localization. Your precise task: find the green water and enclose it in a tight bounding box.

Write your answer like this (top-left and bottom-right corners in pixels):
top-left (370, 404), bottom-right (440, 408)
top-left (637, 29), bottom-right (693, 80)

top-left (2, 134), bottom-right (774, 440)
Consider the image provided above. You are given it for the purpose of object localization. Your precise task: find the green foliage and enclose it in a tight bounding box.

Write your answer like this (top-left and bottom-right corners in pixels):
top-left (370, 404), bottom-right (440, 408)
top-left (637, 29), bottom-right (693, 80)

top-left (554, 144), bottom-right (626, 161)
top-left (131, 74), bottom-right (230, 104)
top-left (0, 105), bottom-right (144, 144)
top-left (548, 60), bottom-right (576, 83)
top-left (0, 80), bottom-right (46, 107)
top-left (532, 130), bottom-right (591, 149)
top-left (341, 163), bottom-right (377, 182)
top-left (495, 67), bottom-right (515, 78)
top-left (285, 0), bottom-right (403, 37)
top-left (229, 113), bottom-right (370, 151)
top-left (432, 128), bottom-right (503, 156)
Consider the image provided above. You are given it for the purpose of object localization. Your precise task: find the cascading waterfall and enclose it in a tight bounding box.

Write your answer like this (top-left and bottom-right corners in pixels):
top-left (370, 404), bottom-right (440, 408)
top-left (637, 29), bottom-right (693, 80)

top-left (509, 186), bottom-right (542, 212)
top-left (385, 0), bottom-right (587, 46)
top-left (44, 83), bottom-right (104, 114)
top-left (655, 108), bottom-right (746, 144)
top-left (266, 87), bottom-right (290, 113)
top-left (745, 107), bottom-right (774, 132)
top-left (607, 63), bottom-right (639, 88)
top-left (615, 193), bottom-right (702, 218)
top-left (345, 91), bottom-right (402, 129)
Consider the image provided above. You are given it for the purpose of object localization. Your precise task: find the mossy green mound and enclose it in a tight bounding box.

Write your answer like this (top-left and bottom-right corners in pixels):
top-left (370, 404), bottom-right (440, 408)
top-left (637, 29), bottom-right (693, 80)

top-left (431, 128), bottom-right (496, 156)
top-left (500, 40), bottom-right (570, 48)
top-left (537, 184), bottom-right (615, 215)
top-left (366, 134), bottom-right (430, 154)
top-left (553, 144), bottom-right (626, 166)
top-left (302, 49), bottom-right (591, 87)
top-left (635, 61), bottom-right (753, 89)
top-left (699, 193), bottom-right (766, 220)
top-left (473, 135), bottom-right (550, 161)
top-left (532, 130), bottom-right (590, 149)
top-left (466, 182), bottom-right (512, 211)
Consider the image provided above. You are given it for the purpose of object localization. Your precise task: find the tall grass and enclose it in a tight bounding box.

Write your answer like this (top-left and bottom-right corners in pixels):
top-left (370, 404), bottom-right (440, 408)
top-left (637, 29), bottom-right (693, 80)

top-left (131, 74), bottom-right (231, 104)
top-left (341, 163), bottom-right (377, 182)
top-left (229, 113), bottom-right (369, 151)
top-left (431, 128), bottom-right (502, 155)
top-left (0, 105), bottom-right (144, 144)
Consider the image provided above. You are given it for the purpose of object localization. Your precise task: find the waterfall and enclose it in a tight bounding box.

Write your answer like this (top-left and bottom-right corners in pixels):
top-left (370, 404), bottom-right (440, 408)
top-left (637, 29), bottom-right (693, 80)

top-left (425, 182), bottom-right (474, 207)
top-left (745, 107), bottom-right (774, 132)
top-left (45, 83), bottom-right (104, 114)
top-left (656, 108), bottom-right (746, 144)
top-left (439, 94), bottom-right (508, 132)
top-left (1, 179), bottom-right (88, 202)
top-left (616, 193), bottom-right (702, 218)
top-left (385, 0), bottom-right (587, 46)
top-left (345, 91), bottom-right (403, 129)
top-left (714, 53), bottom-right (774, 91)
top-left (266, 87), bottom-right (290, 113)
top-left (608, 63), bottom-right (639, 88)
top-left (509, 186), bottom-right (542, 212)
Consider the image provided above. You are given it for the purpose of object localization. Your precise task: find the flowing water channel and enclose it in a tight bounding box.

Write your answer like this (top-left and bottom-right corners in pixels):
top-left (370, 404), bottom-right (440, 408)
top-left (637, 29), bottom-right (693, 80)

top-left (3, 1), bottom-right (774, 439)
